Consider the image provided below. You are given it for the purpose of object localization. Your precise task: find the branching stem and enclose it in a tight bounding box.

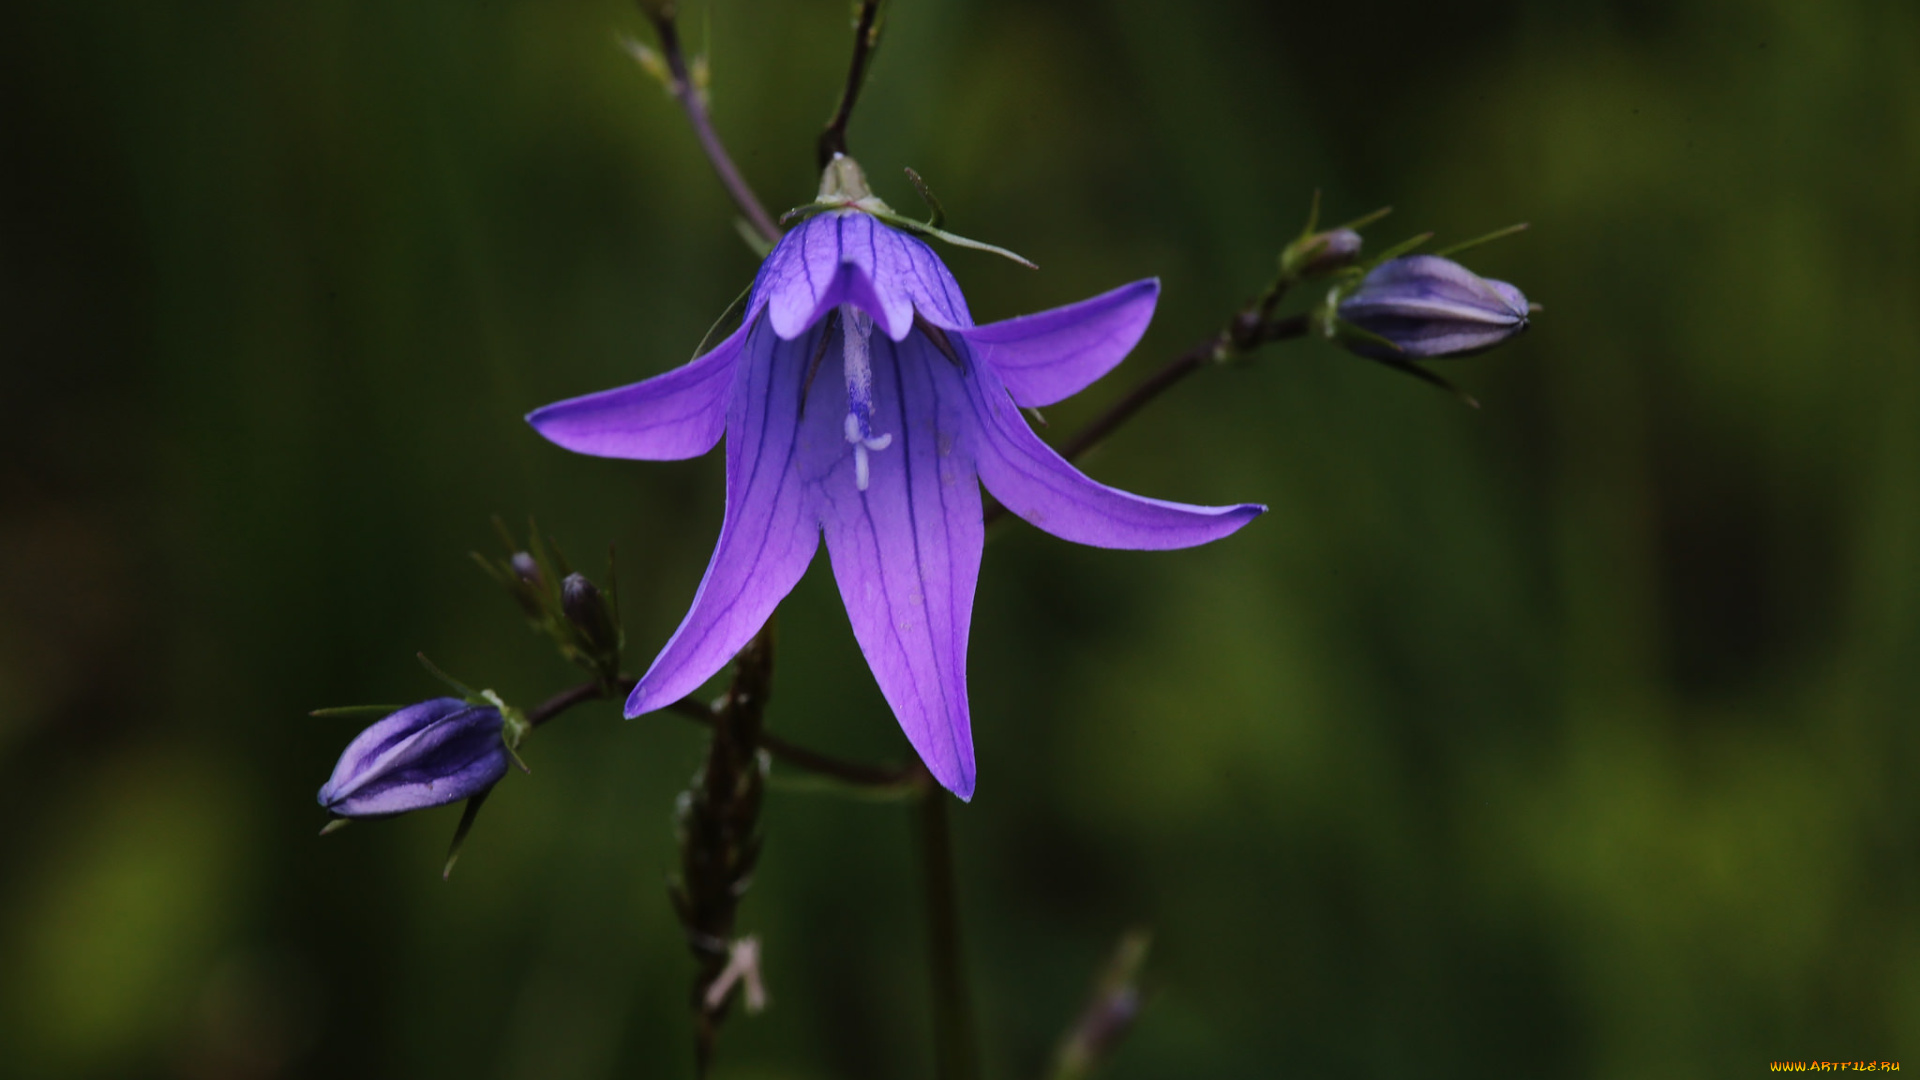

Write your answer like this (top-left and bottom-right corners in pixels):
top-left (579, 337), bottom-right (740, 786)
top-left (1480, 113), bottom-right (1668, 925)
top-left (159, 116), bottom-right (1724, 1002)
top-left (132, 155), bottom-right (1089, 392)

top-left (983, 312), bottom-right (1310, 527)
top-left (642, 5), bottom-right (782, 244)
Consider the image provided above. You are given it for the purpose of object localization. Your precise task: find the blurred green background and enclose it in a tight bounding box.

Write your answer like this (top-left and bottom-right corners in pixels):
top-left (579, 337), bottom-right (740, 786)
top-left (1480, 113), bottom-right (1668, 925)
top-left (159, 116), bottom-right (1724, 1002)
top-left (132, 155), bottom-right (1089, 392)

top-left (4, 0), bottom-right (1917, 1076)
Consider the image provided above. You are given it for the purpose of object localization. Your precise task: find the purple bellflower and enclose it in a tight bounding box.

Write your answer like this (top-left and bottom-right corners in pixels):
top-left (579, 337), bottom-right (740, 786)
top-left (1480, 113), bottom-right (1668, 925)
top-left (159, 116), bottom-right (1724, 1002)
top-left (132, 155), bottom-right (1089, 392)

top-left (527, 156), bottom-right (1264, 799)
top-left (317, 698), bottom-right (509, 818)
top-left (1336, 254), bottom-right (1531, 360)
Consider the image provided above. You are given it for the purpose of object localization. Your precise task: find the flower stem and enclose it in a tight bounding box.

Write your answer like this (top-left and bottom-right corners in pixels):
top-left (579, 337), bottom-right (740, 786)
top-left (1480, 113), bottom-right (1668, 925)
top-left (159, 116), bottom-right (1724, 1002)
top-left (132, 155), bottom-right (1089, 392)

top-left (680, 618), bottom-right (776, 1077)
top-left (983, 312), bottom-right (1309, 528)
top-left (817, 0), bottom-right (883, 169)
top-left (642, 5), bottom-right (782, 245)
top-left (916, 780), bottom-right (979, 1080)
top-left (527, 676), bottom-right (913, 788)
top-left (1060, 312), bottom-right (1310, 463)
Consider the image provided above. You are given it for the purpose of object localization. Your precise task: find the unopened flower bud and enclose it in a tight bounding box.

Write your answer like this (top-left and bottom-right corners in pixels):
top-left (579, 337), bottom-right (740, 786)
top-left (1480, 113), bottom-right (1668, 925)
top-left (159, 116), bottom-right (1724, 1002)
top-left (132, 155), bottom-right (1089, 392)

top-left (317, 699), bottom-right (508, 818)
top-left (561, 572), bottom-right (619, 654)
top-left (1336, 254), bottom-right (1531, 359)
top-left (509, 552), bottom-right (542, 587)
top-left (1282, 227), bottom-right (1363, 278)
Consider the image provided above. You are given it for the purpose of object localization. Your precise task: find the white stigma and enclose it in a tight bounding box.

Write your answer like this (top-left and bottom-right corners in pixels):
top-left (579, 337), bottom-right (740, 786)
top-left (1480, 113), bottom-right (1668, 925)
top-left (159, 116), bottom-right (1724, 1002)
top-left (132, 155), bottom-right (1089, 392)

top-left (839, 305), bottom-right (892, 491)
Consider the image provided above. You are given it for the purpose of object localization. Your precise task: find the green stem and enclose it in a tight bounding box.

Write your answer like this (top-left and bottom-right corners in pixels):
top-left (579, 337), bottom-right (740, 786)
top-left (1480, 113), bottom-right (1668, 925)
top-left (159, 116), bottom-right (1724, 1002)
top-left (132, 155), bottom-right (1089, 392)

top-left (916, 782), bottom-right (979, 1080)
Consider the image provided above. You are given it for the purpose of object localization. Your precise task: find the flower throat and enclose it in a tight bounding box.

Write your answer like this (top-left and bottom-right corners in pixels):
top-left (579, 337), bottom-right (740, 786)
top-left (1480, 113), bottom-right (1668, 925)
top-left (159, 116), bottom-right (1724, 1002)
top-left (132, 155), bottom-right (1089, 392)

top-left (839, 305), bottom-right (892, 491)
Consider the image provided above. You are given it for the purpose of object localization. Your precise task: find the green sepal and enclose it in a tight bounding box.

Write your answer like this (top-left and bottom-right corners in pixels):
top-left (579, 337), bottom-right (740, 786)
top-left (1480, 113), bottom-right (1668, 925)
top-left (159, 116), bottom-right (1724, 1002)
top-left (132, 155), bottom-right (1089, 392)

top-left (1358, 350), bottom-right (1482, 409)
top-left (309, 705), bottom-right (405, 719)
top-left (779, 202), bottom-right (831, 227)
top-left (1369, 231), bottom-right (1435, 265)
top-left (903, 167), bottom-right (947, 230)
top-left (1434, 222), bottom-right (1529, 258)
top-left (691, 281), bottom-right (754, 360)
top-left (318, 817), bottom-right (352, 836)
top-left (865, 207), bottom-right (1037, 269)
top-left (482, 689), bottom-right (533, 768)
top-left (416, 652), bottom-right (478, 699)
top-left (1333, 205), bottom-right (1393, 233)
top-left (442, 790), bottom-right (490, 881)
top-left (1323, 315), bottom-right (1404, 357)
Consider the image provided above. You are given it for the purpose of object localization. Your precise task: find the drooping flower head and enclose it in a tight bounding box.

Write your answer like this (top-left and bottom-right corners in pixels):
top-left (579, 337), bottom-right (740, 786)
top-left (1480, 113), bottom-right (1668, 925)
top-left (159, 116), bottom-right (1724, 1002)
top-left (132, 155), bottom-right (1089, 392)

top-left (318, 698), bottom-right (509, 818)
top-left (529, 156), bottom-right (1264, 799)
top-left (1335, 254), bottom-right (1531, 360)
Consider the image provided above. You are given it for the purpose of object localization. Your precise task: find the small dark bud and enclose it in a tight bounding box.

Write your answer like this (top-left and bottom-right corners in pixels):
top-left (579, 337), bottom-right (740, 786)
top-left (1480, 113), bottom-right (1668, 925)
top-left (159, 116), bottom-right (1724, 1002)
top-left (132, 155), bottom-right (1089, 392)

top-left (1335, 254), bottom-right (1531, 359)
top-left (509, 552), bottom-right (542, 588)
top-left (1282, 227), bottom-right (1363, 278)
top-left (561, 572), bottom-right (619, 654)
top-left (317, 699), bottom-right (508, 819)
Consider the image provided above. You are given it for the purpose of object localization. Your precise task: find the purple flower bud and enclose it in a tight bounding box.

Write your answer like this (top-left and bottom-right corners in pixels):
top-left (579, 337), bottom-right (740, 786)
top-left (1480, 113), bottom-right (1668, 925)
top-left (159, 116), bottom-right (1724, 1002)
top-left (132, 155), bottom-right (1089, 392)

top-left (1282, 227), bottom-right (1363, 278)
top-left (561, 572), bottom-right (619, 654)
top-left (509, 552), bottom-right (542, 588)
top-left (317, 698), bottom-right (508, 818)
top-left (1337, 254), bottom-right (1531, 359)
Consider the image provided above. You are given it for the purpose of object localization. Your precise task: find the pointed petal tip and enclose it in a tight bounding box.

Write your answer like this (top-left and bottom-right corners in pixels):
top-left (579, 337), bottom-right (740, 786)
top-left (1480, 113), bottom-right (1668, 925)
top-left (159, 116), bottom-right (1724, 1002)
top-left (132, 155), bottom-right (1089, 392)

top-left (1222, 502), bottom-right (1269, 533)
top-left (623, 682), bottom-right (652, 718)
top-left (928, 760), bottom-right (975, 802)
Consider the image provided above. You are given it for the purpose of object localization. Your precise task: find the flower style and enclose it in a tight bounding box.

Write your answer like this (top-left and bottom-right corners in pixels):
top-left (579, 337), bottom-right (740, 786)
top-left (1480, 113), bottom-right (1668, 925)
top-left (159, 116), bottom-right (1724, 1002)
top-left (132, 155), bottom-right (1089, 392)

top-left (318, 698), bottom-right (509, 818)
top-left (1335, 254), bottom-right (1531, 360)
top-left (528, 157), bottom-right (1264, 799)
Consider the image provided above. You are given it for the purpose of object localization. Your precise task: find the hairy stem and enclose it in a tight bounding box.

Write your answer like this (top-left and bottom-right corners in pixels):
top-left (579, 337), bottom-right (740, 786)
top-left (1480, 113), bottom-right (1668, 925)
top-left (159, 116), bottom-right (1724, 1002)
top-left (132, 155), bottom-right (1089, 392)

top-left (679, 620), bottom-right (775, 1077)
top-left (644, 6), bottom-right (782, 244)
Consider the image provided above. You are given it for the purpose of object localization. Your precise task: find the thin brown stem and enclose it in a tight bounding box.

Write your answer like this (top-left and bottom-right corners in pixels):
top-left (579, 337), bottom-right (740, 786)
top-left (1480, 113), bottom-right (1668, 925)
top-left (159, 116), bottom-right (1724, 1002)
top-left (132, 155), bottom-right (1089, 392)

top-left (817, 1), bottom-right (883, 169)
top-left (644, 7), bottom-right (782, 244)
top-left (527, 679), bottom-right (608, 726)
top-left (669, 695), bottom-right (919, 789)
top-left (527, 675), bottom-right (913, 788)
top-left (983, 312), bottom-right (1309, 527)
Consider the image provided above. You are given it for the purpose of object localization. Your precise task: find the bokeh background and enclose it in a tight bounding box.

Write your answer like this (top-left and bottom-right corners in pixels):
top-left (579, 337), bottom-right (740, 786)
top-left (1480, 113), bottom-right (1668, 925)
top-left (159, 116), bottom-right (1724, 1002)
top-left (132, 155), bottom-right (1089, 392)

top-left (4, 0), bottom-right (1917, 1076)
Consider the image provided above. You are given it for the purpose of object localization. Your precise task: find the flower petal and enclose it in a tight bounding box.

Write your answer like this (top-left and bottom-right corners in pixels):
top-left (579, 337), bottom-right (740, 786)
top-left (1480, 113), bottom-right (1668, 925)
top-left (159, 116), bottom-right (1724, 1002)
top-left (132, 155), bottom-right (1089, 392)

top-left (627, 316), bottom-right (823, 714)
top-left (816, 332), bottom-right (982, 799)
top-left (320, 698), bottom-right (466, 797)
top-left (320, 703), bottom-right (508, 818)
top-left (525, 319), bottom-right (748, 460)
top-left (756, 212), bottom-right (972, 341)
top-left (967, 366), bottom-right (1265, 549)
top-left (1337, 254), bottom-right (1529, 359)
top-left (956, 279), bottom-right (1158, 407)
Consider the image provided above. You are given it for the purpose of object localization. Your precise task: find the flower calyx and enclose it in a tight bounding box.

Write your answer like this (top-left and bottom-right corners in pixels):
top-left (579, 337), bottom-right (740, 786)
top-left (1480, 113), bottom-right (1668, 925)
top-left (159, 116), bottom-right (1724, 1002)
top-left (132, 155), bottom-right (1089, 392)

top-left (780, 154), bottom-right (1037, 270)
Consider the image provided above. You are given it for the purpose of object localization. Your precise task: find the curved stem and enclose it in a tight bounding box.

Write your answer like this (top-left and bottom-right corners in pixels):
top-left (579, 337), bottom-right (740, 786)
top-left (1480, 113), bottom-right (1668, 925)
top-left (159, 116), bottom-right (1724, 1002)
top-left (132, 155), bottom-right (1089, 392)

top-left (984, 312), bottom-right (1309, 528)
top-left (644, 6), bottom-right (782, 244)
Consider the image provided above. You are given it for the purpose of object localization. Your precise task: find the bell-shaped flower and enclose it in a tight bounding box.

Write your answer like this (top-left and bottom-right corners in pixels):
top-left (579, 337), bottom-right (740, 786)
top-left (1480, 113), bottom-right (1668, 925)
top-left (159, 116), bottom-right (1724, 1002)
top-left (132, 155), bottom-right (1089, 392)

top-left (1336, 254), bottom-right (1530, 359)
top-left (527, 158), bottom-right (1264, 799)
top-left (317, 698), bottom-right (510, 818)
